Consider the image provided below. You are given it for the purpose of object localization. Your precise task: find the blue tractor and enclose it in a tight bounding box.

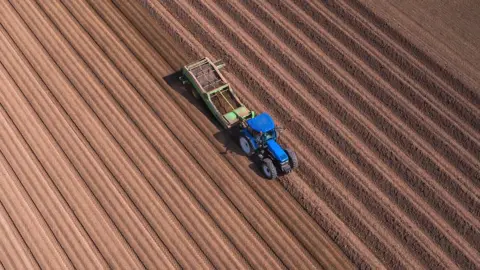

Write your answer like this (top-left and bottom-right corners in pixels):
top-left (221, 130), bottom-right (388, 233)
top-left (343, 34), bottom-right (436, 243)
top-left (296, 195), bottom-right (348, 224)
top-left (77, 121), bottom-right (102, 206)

top-left (238, 113), bottom-right (298, 179)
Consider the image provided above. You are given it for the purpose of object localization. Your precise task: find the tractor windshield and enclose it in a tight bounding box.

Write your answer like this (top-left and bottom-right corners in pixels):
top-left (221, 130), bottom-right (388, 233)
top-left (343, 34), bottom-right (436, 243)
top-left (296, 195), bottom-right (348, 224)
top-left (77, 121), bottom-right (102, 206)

top-left (249, 128), bottom-right (276, 145)
top-left (264, 129), bottom-right (276, 141)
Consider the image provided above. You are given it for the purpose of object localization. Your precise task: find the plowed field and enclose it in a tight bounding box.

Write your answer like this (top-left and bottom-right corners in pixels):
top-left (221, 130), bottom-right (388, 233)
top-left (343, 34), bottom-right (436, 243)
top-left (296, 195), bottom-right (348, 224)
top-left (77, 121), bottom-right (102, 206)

top-left (1, 0), bottom-right (479, 269)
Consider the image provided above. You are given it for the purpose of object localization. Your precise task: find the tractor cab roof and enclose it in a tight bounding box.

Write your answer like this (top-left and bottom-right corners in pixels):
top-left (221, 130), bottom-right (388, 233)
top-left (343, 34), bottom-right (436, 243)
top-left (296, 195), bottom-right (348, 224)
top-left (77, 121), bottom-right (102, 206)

top-left (246, 113), bottom-right (275, 133)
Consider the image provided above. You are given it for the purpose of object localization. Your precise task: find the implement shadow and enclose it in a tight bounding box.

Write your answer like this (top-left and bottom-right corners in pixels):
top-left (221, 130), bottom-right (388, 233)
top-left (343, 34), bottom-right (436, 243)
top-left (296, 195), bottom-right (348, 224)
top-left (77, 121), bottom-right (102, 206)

top-left (163, 71), bottom-right (214, 121)
top-left (163, 71), bottom-right (264, 178)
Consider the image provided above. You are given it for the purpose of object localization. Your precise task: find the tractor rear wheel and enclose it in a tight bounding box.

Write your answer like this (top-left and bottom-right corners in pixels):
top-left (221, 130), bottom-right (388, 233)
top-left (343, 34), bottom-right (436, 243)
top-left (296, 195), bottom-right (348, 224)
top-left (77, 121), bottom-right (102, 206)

top-left (239, 136), bottom-right (254, 156)
top-left (262, 158), bottom-right (278, 179)
top-left (285, 149), bottom-right (298, 169)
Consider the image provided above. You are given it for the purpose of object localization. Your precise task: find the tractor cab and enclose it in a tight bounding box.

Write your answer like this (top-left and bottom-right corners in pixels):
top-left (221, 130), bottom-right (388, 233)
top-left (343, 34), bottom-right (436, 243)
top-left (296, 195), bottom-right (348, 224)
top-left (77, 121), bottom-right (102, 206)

top-left (239, 113), bottom-right (297, 179)
top-left (246, 113), bottom-right (277, 144)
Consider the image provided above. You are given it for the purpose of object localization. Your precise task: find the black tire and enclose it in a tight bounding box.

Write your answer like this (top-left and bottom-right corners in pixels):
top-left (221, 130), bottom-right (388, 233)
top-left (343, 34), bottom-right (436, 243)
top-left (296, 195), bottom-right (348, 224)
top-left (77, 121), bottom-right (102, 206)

top-left (191, 89), bottom-right (200, 99)
top-left (261, 158), bottom-right (278, 179)
top-left (239, 136), bottom-right (255, 156)
top-left (285, 148), bottom-right (298, 169)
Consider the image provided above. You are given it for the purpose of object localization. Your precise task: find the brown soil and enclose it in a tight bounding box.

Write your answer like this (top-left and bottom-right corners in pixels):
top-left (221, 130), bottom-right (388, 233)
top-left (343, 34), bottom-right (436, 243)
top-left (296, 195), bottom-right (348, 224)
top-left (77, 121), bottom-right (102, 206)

top-left (1, 0), bottom-right (478, 269)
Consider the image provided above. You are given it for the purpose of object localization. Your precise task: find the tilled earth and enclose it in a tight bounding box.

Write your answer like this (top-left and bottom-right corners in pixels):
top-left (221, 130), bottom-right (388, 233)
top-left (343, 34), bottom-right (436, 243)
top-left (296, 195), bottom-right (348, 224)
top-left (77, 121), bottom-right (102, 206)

top-left (1, 0), bottom-right (479, 269)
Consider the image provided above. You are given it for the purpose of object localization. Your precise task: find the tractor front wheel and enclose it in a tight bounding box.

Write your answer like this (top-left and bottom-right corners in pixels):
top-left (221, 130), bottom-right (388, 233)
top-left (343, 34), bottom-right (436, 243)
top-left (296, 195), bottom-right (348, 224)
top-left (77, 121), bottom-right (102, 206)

top-left (262, 158), bottom-right (278, 179)
top-left (191, 89), bottom-right (200, 99)
top-left (239, 136), bottom-right (254, 156)
top-left (285, 149), bottom-right (298, 169)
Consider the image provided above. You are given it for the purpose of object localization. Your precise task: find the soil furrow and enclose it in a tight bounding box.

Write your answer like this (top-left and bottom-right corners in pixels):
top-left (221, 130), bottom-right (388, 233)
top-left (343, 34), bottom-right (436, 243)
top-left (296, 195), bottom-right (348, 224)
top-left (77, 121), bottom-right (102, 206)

top-left (0, 65), bottom-right (107, 269)
top-left (326, 0), bottom-right (480, 122)
top-left (0, 107), bottom-right (89, 270)
top-left (0, 156), bottom-right (48, 270)
top-left (187, 0), bottom-right (480, 219)
top-left (241, 0), bottom-right (480, 250)
top-left (2, 4), bottom-right (209, 268)
top-left (54, 0), bottom-right (328, 268)
top-left (101, 7), bottom-right (381, 267)
top-left (138, 0), bottom-right (416, 266)
top-left (0, 67), bottom-right (145, 270)
top-left (90, 1), bottom-right (355, 268)
top-left (28, 0), bottom-right (248, 268)
top-left (273, 0), bottom-right (480, 186)
top-left (2, 0), bottom-right (476, 268)
top-left (142, 0), bottom-right (476, 268)
top-left (35, 2), bottom-right (273, 269)
top-left (257, 0), bottom-right (480, 192)
top-left (28, 0), bottom-right (315, 268)
top-left (0, 200), bottom-right (39, 270)
top-left (225, 0), bottom-right (480, 263)
top-left (8, 1), bottom-right (246, 268)
top-left (228, 73), bottom-right (389, 268)
top-left (241, 0), bottom-right (480, 223)
top-left (295, 0), bottom-right (479, 146)
top-left (33, 1), bottom-right (257, 268)
top-left (241, 0), bottom-right (480, 229)
top-left (135, 1), bottom-right (417, 268)
top-left (156, 0), bottom-right (478, 267)
top-left (0, 4), bottom-right (172, 268)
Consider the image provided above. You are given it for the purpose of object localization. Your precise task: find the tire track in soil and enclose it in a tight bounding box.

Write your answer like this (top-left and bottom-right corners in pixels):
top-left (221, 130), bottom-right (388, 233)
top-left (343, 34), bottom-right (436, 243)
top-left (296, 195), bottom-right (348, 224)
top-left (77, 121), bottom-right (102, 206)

top-left (52, 0), bottom-right (328, 268)
top-left (217, 0), bottom-right (480, 266)
top-left (158, 0), bottom-right (476, 268)
top-left (134, 1), bottom-right (480, 268)
top-left (90, 1), bottom-right (355, 268)
top-left (235, 0), bottom-right (480, 262)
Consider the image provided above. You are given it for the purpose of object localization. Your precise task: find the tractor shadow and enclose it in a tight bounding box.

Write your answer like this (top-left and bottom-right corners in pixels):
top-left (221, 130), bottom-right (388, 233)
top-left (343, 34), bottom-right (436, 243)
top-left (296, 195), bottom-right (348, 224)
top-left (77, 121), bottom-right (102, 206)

top-left (213, 129), bottom-right (266, 179)
top-left (164, 72), bottom-right (266, 179)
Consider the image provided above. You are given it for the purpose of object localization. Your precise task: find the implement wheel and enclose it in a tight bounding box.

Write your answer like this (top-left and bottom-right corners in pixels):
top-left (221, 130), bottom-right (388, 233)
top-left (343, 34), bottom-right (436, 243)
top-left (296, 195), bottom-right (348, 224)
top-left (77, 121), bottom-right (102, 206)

top-left (262, 158), bottom-right (278, 179)
top-left (191, 89), bottom-right (200, 99)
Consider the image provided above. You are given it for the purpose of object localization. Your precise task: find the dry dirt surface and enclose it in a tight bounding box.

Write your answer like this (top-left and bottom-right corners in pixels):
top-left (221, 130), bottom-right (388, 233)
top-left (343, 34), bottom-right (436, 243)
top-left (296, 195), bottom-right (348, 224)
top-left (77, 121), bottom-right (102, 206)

top-left (1, 0), bottom-right (479, 269)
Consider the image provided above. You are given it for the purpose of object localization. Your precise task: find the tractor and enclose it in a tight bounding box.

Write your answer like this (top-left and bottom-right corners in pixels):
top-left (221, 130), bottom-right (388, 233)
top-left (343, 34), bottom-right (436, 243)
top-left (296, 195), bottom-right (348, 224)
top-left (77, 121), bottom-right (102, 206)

top-left (180, 57), bottom-right (298, 179)
top-left (238, 112), bottom-right (298, 179)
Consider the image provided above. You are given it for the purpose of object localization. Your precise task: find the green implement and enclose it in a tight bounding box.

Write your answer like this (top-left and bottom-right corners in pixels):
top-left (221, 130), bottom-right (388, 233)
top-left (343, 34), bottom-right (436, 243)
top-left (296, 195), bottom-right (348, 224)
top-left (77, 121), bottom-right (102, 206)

top-left (181, 57), bottom-right (255, 129)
